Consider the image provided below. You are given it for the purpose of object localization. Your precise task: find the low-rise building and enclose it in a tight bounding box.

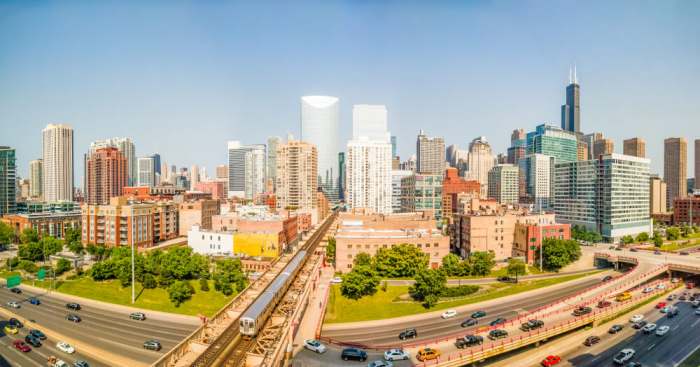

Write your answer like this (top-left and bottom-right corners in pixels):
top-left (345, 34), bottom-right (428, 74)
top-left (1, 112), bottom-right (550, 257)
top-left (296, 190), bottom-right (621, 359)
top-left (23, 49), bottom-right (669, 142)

top-left (513, 222), bottom-right (571, 265)
top-left (193, 181), bottom-right (226, 201)
top-left (673, 194), bottom-right (700, 225)
top-left (178, 199), bottom-right (220, 236)
top-left (1, 211), bottom-right (81, 240)
top-left (82, 197), bottom-right (155, 247)
top-left (442, 167), bottom-right (480, 220)
top-left (187, 225), bottom-right (234, 256)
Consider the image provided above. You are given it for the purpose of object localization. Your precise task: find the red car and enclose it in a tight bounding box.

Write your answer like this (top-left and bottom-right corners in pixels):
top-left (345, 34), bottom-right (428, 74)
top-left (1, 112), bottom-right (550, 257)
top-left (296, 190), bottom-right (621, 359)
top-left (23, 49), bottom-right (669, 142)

top-left (541, 355), bottom-right (561, 367)
top-left (12, 340), bottom-right (31, 352)
top-left (656, 302), bottom-right (667, 309)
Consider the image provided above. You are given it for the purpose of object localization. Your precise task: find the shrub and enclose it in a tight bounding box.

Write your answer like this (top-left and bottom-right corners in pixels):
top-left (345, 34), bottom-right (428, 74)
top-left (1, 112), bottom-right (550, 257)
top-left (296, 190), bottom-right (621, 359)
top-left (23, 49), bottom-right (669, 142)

top-left (142, 273), bottom-right (157, 289)
top-left (439, 285), bottom-right (480, 298)
top-left (199, 278), bottom-right (210, 292)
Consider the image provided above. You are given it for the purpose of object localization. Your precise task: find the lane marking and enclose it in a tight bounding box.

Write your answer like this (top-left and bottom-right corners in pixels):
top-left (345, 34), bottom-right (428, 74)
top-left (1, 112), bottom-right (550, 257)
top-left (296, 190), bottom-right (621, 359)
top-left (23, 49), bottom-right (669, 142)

top-left (691, 319), bottom-right (700, 328)
top-left (648, 343), bottom-right (656, 350)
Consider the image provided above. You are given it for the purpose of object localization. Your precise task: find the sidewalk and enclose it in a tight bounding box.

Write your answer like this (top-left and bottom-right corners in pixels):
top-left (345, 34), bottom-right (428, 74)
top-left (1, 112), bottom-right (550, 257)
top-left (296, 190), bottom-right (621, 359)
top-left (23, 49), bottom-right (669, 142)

top-left (293, 264), bottom-right (335, 349)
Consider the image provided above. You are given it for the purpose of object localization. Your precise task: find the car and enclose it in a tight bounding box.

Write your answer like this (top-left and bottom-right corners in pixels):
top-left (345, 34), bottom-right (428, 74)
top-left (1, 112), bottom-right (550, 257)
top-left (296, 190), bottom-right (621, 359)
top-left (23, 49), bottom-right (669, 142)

top-left (367, 361), bottom-right (392, 367)
top-left (695, 309), bottom-right (700, 315)
top-left (4, 325), bottom-right (19, 334)
top-left (629, 314), bottom-right (644, 323)
top-left (471, 310), bottom-right (486, 318)
top-left (680, 295), bottom-right (688, 301)
top-left (497, 276), bottom-right (512, 282)
top-left (602, 275), bottom-right (614, 282)
top-left (661, 306), bottom-right (671, 313)
top-left (12, 340), bottom-right (31, 352)
top-left (541, 355), bottom-right (561, 367)
top-left (668, 307), bottom-right (679, 318)
top-left (56, 341), bottom-right (75, 354)
top-left (25, 335), bottom-right (41, 347)
top-left (597, 300), bottom-right (612, 308)
top-left (490, 317), bottom-right (507, 326)
top-left (29, 329), bottom-right (46, 339)
top-left (73, 361), bottom-right (90, 367)
top-left (441, 310), bottom-right (457, 319)
top-left (632, 320), bottom-right (648, 329)
top-left (657, 283), bottom-right (667, 290)
top-left (668, 294), bottom-right (677, 301)
top-left (66, 303), bottom-right (81, 310)
top-left (461, 318), bottom-right (478, 327)
top-left (671, 278), bottom-right (680, 284)
top-left (29, 297), bottom-right (41, 305)
top-left (66, 314), bottom-right (82, 322)
top-left (521, 319), bottom-right (544, 331)
top-left (130, 312), bottom-right (146, 321)
top-left (655, 325), bottom-right (670, 336)
top-left (143, 339), bottom-right (162, 351)
top-left (642, 287), bottom-right (654, 293)
top-left (416, 348), bottom-right (440, 362)
top-left (654, 250), bottom-right (661, 255)
top-left (54, 360), bottom-right (70, 367)
top-left (488, 329), bottom-right (508, 340)
top-left (656, 301), bottom-right (667, 309)
top-left (573, 306), bottom-right (592, 316)
top-left (10, 287), bottom-right (21, 294)
top-left (642, 323), bottom-right (657, 333)
top-left (303, 339), bottom-right (326, 354)
top-left (330, 277), bottom-right (342, 284)
top-left (680, 251), bottom-right (690, 255)
top-left (7, 301), bottom-right (20, 308)
top-left (383, 349), bottom-right (409, 361)
top-left (693, 300), bottom-right (700, 308)
top-left (341, 348), bottom-right (367, 361)
top-left (583, 335), bottom-right (601, 346)
top-left (9, 318), bottom-right (23, 328)
top-left (630, 248), bottom-right (638, 252)
top-left (613, 348), bottom-right (636, 364)
top-left (455, 335), bottom-right (483, 348)
top-left (399, 328), bottom-right (417, 340)
top-left (609, 324), bottom-right (624, 334)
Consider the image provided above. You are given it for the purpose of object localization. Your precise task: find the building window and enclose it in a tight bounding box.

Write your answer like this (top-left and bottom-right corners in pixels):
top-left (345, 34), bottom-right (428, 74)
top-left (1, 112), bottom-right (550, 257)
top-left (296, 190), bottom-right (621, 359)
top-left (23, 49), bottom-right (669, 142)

top-left (347, 264), bottom-right (352, 268)
top-left (347, 254), bottom-right (352, 259)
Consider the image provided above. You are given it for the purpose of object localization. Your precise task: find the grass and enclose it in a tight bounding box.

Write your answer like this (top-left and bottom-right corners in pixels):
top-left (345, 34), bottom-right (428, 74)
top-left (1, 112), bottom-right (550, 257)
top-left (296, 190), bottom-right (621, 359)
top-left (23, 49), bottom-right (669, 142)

top-left (680, 346), bottom-right (700, 367)
top-left (0, 271), bottom-right (20, 279)
top-left (324, 270), bottom-right (602, 323)
top-left (30, 276), bottom-right (235, 317)
top-left (659, 240), bottom-right (700, 252)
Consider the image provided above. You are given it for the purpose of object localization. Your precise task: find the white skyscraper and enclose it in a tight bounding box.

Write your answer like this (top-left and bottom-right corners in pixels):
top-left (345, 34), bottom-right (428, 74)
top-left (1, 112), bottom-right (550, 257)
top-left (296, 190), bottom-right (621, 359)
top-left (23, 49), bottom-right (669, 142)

top-left (42, 124), bottom-right (74, 202)
top-left (301, 96), bottom-right (340, 203)
top-left (137, 157), bottom-right (156, 187)
top-left (520, 154), bottom-right (555, 210)
top-left (346, 104), bottom-right (393, 214)
top-left (29, 159), bottom-right (43, 199)
top-left (89, 137), bottom-right (136, 186)
top-left (465, 136), bottom-right (495, 198)
top-left (227, 141), bottom-right (266, 199)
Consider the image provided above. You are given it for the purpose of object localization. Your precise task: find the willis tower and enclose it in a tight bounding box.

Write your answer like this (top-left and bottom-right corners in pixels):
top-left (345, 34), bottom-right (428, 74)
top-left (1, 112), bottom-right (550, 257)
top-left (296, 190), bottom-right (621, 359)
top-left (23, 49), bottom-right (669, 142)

top-left (561, 66), bottom-right (580, 133)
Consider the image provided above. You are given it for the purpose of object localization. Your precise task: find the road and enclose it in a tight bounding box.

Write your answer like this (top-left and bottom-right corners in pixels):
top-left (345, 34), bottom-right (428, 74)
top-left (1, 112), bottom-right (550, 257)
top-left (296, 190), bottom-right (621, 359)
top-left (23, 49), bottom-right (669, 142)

top-left (0, 285), bottom-right (197, 365)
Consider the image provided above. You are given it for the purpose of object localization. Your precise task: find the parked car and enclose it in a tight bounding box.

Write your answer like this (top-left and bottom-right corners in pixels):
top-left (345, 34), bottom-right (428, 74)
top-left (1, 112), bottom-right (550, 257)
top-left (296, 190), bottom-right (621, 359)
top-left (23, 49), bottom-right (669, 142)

top-left (29, 329), bottom-right (46, 339)
top-left (9, 318), bottom-right (23, 328)
top-left (597, 300), bottom-right (612, 308)
top-left (661, 306), bottom-right (671, 313)
top-left (609, 324), bottom-right (624, 334)
top-left (25, 335), bottom-right (41, 347)
top-left (695, 309), bottom-right (700, 315)
top-left (692, 300), bottom-right (700, 308)
top-left (441, 310), bottom-right (457, 319)
top-left (629, 314), bottom-right (644, 323)
top-left (583, 335), bottom-right (601, 346)
top-left (416, 348), bottom-right (440, 362)
top-left (66, 303), bottom-right (81, 311)
top-left (29, 297), bottom-right (41, 305)
top-left (521, 319), bottom-right (544, 331)
top-left (455, 335), bottom-right (483, 348)
top-left (471, 310), bottom-right (487, 318)
top-left (12, 340), bottom-right (31, 352)
top-left (56, 342), bottom-right (75, 354)
top-left (303, 339), bottom-right (326, 354)
top-left (7, 301), bottom-right (20, 308)
top-left (4, 325), bottom-right (19, 334)
top-left (655, 325), bottom-right (670, 336)
top-left (668, 307), bottom-right (679, 318)
top-left (642, 323), bottom-right (657, 334)
top-left (73, 361), bottom-right (90, 367)
top-left (54, 360), bottom-right (70, 367)
top-left (130, 312), bottom-right (146, 321)
top-left (613, 348), bottom-right (635, 364)
top-left (367, 361), bottom-right (393, 367)
top-left (656, 301), bottom-right (667, 309)
top-left (632, 320), bottom-right (648, 329)
top-left (667, 294), bottom-right (677, 301)
top-left (488, 329), bottom-right (508, 340)
top-left (10, 287), bottom-right (21, 294)
top-left (541, 355), bottom-right (561, 367)
top-left (66, 314), bottom-right (81, 323)
top-left (490, 317), bottom-right (507, 327)
top-left (657, 283), bottom-right (667, 290)
top-left (643, 287), bottom-right (654, 293)
top-left (143, 340), bottom-right (162, 351)
top-left (383, 349), bottom-right (409, 361)
top-left (680, 294), bottom-right (688, 301)
top-left (330, 277), bottom-right (343, 284)
top-left (573, 306), bottom-right (592, 316)
top-left (398, 328), bottom-right (417, 340)
top-left (461, 318), bottom-right (478, 327)
top-left (340, 348), bottom-right (367, 362)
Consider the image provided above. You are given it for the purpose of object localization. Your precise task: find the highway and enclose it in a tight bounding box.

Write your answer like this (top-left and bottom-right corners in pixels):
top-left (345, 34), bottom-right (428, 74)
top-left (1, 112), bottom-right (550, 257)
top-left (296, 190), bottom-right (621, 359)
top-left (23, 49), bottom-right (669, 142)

top-left (0, 285), bottom-right (197, 365)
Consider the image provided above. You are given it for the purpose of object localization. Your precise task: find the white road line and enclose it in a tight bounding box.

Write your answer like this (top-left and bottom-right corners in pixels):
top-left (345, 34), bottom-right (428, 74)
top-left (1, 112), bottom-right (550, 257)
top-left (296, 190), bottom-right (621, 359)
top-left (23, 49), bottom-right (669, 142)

top-left (672, 325), bottom-right (680, 331)
top-left (648, 343), bottom-right (657, 350)
top-left (692, 319), bottom-right (700, 327)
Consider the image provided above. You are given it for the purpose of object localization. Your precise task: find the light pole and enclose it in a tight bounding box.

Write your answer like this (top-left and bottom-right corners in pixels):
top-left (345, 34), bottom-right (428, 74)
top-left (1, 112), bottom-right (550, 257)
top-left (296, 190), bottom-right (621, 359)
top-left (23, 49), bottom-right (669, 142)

top-left (131, 240), bottom-right (135, 304)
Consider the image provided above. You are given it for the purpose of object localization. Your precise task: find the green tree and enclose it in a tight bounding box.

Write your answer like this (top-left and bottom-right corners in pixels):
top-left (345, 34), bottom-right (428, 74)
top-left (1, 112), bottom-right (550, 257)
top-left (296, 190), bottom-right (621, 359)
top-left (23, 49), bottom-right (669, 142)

top-left (621, 235), bottom-right (634, 245)
top-left (54, 258), bottom-right (72, 276)
top-left (340, 265), bottom-right (380, 300)
top-left (64, 226), bottom-right (81, 244)
top-left (142, 273), bottom-right (157, 289)
top-left (469, 251), bottom-right (495, 276)
top-left (20, 228), bottom-right (39, 244)
top-left (409, 268), bottom-right (447, 308)
top-left (440, 253), bottom-right (462, 276)
top-left (373, 244), bottom-right (429, 278)
top-left (353, 252), bottom-right (372, 267)
top-left (506, 258), bottom-right (526, 281)
top-left (653, 233), bottom-right (664, 247)
top-left (666, 227), bottom-right (681, 241)
top-left (457, 260), bottom-right (472, 277)
top-left (539, 239), bottom-right (581, 271)
top-left (18, 242), bottom-right (45, 261)
top-left (199, 277), bottom-right (210, 292)
top-left (635, 232), bottom-right (649, 242)
top-left (0, 222), bottom-right (14, 250)
top-left (168, 281), bottom-right (194, 306)
top-left (213, 258), bottom-right (247, 295)
top-left (326, 237), bottom-right (336, 265)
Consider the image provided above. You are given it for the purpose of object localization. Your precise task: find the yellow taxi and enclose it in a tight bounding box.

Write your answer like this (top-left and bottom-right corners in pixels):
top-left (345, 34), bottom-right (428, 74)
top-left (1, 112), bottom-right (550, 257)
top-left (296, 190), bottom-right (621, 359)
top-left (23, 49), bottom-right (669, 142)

top-left (417, 347), bottom-right (441, 361)
top-left (4, 325), bottom-right (19, 335)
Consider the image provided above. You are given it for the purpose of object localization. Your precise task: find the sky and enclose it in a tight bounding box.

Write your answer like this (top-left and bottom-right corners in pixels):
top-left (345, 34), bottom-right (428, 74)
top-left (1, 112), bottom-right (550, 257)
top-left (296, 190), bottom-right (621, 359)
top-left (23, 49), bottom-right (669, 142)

top-left (1, 0), bottom-right (699, 185)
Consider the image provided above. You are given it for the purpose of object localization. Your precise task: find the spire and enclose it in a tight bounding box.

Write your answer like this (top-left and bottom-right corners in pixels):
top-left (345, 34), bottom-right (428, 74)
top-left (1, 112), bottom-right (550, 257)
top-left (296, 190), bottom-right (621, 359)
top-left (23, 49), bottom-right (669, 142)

top-left (569, 66), bottom-right (573, 84)
top-left (574, 64), bottom-right (578, 84)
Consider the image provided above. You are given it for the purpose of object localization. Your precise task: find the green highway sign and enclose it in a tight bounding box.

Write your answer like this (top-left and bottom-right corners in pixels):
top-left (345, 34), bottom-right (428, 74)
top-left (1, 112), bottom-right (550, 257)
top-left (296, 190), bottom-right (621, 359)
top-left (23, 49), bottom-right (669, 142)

top-left (6, 275), bottom-right (21, 288)
top-left (37, 268), bottom-right (46, 281)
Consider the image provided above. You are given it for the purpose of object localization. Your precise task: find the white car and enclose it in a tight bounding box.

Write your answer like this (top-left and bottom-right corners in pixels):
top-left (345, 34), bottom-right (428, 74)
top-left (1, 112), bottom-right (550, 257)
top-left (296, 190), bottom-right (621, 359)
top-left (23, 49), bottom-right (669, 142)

top-left (629, 314), bottom-right (644, 323)
top-left (613, 348), bottom-right (635, 364)
top-left (7, 301), bottom-right (20, 308)
top-left (330, 277), bottom-right (343, 284)
top-left (54, 360), bottom-right (70, 367)
top-left (642, 323), bottom-right (657, 333)
top-left (671, 278), bottom-right (680, 283)
top-left (656, 283), bottom-right (667, 290)
top-left (383, 349), bottom-right (410, 361)
top-left (441, 310), bottom-right (457, 319)
top-left (56, 341), bottom-right (75, 354)
top-left (695, 309), bottom-right (700, 315)
top-left (368, 361), bottom-right (393, 367)
top-left (303, 339), bottom-right (326, 354)
top-left (655, 325), bottom-right (670, 336)
top-left (643, 287), bottom-right (654, 293)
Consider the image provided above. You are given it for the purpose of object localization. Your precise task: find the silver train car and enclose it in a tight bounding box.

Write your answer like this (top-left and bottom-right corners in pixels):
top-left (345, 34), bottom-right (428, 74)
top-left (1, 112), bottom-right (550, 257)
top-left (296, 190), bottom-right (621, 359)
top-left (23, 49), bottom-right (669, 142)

top-left (239, 249), bottom-right (308, 337)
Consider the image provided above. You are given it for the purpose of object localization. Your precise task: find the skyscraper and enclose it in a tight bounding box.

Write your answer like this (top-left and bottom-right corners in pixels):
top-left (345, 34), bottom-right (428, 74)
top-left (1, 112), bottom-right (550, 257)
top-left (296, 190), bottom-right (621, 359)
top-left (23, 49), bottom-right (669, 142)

top-left (650, 176), bottom-right (667, 214)
top-left (391, 169), bottom-right (413, 213)
top-left (561, 66), bottom-right (581, 133)
top-left (137, 156), bottom-right (156, 187)
top-left (487, 164), bottom-right (519, 205)
top-left (0, 147), bottom-right (17, 215)
top-left (507, 128), bottom-right (526, 164)
top-left (151, 153), bottom-right (161, 175)
top-left (89, 138), bottom-right (136, 186)
top-left (465, 136), bottom-right (495, 198)
top-left (526, 124), bottom-right (578, 163)
top-left (227, 141), bottom-right (266, 199)
top-left (583, 132), bottom-right (603, 160)
top-left (86, 147), bottom-right (127, 204)
top-left (519, 154), bottom-right (555, 210)
top-left (42, 124), bottom-right (74, 202)
top-left (623, 137), bottom-right (646, 158)
top-left (267, 136), bottom-right (282, 191)
top-left (346, 104), bottom-right (393, 214)
top-left (301, 96), bottom-right (340, 203)
top-left (338, 152), bottom-right (345, 202)
top-left (416, 130), bottom-right (445, 174)
top-left (593, 138), bottom-right (615, 158)
top-left (664, 137), bottom-right (687, 210)
top-left (275, 140), bottom-right (318, 211)
top-left (190, 165), bottom-right (200, 189)
top-left (29, 159), bottom-right (43, 199)
top-left (391, 136), bottom-right (397, 158)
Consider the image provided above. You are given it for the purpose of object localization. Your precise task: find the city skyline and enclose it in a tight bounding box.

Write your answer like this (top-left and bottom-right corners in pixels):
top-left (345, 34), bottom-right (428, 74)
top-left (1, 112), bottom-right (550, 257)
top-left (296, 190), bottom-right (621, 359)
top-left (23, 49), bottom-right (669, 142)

top-left (1, 1), bottom-right (698, 181)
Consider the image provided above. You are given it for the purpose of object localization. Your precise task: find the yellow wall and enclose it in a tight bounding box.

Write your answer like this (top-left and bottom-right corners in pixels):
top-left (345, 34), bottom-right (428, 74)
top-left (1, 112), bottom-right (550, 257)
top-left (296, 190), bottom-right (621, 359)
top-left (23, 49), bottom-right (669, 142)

top-left (233, 233), bottom-right (281, 258)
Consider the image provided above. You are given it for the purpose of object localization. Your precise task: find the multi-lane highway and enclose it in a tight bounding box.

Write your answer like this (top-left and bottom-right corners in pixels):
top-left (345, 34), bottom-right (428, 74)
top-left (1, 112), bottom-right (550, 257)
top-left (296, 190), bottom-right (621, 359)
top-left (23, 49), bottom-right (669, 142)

top-left (0, 285), bottom-right (197, 366)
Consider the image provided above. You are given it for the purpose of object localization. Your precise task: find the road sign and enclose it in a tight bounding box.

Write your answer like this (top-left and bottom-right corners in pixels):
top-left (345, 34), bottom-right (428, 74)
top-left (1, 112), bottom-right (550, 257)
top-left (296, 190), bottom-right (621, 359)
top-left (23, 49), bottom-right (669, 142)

top-left (6, 275), bottom-right (21, 288)
top-left (37, 268), bottom-right (46, 281)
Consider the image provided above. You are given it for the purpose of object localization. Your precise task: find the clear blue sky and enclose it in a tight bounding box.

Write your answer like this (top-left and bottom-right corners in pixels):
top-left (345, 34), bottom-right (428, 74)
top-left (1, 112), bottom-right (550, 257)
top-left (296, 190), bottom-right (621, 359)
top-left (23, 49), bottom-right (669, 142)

top-left (1, 1), bottom-right (698, 183)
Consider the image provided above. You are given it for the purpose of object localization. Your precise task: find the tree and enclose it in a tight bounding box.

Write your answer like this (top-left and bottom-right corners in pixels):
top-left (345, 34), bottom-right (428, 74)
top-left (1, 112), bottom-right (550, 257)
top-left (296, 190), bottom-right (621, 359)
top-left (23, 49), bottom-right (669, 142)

top-left (469, 251), bottom-right (495, 276)
top-left (18, 242), bottom-right (45, 262)
top-left (168, 281), bottom-right (194, 306)
top-left (441, 254), bottom-right (462, 276)
top-left (199, 277), bottom-right (210, 292)
top-left (340, 265), bottom-right (380, 300)
top-left (635, 232), bottom-right (649, 242)
top-left (213, 258), bottom-right (247, 295)
top-left (539, 239), bottom-right (581, 271)
top-left (653, 233), bottom-right (664, 247)
top-left (621, 235), bottom-right (634, 245)
top-left (373, 244), bottom-right (429, 278)
top-left (409, 268), bottom-right (447, 308)
top-left (20, 228), bottom-right (39, 244)
top-left (506, 258), bottom-right (526, 281)
top-left (353, 252), bottom-right (372, 267)
top-left (666, 227), bottom-right (681, 241)
top-left (64, 227), bottom-right (81, 245)
top-left (142, 273), bottom-right (157, 289)
top-left (0, 222), bottom-right (14, 250)
top-left (326, 237), bottom-right (336, 265)
top-left (54, 258), bottom-right (72, 276)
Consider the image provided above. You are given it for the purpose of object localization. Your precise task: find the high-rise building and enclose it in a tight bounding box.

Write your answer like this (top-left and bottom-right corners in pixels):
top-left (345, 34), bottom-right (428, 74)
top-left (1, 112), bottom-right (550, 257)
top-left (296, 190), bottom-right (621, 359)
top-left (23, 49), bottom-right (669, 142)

top-left (267, 136), bottom-right (282, 191)
top-left (577, 141), bottom-right (589, 161)
top-left (401, 173), bottom-right (443, 219)
top-left (695, 139), bottom-right (700, 191)
top-left (446, 144), bottom-right (458, 167)
top-left (519, 154), bottom-right (555, 210)
top-left (664, 137), bottom-right (687, 210)
top-left (29, 159), bottom-right (43, 199)
top-left (275, 140), bottom-right (318, 211)
top-left (137, 156), bottom-right (156, 187)
top-left (442, 167), bottom-right (480, 219)
top-left (89, 138), bottom-right (136, 186)
top-left (560, 66), bottom-right (581, 133)
top-left (583, 132), bottom-right (603, 160)
top-left (346, 104), bottom-right (392, 214)
top-left (190, 165), bottom-right (200, 189)
top-left (338, 152), bottom-right (346, 202)
top-left (391, 136), bottom-right (397, 158)
top-left (86, 147), bottom-right (127, 205)
top-left (623, 137), bottom-right (646, 158)
top-left (0, 147), bottom-right (17, 215)
top-left (526, 124), bottom-right (578, 163)
top-left (650, 176), bottom-right (667, 214)
top-left (593, 138), bottom-right (614, 158)
top-left (416, 130), bottom-right (445, 174)
top-left (227, 141), bottom-right (266, 199)
top-left (151, 153), bottom-right (161, 176)
top-left (487, 164), bottom-right (519, 205)
top-left (554, 154), bottom-right (651, 242)
top-left (42, 124), bottom-right (74, 202)
top-left (507, 128), bottom-right (527, 164)
top-left (300, 96), bottom-right (340, 203)
top-left (216, 164), bottom-right (227, 180)
top-left (465, 136), bottom-right (495, 198)
top-left (391, 170), bottom-right (413, 213)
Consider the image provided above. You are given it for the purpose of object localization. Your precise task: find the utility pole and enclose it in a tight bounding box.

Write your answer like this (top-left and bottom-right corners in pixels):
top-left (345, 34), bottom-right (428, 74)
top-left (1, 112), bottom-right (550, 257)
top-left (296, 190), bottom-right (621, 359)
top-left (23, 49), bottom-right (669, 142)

top-left (131, 240), bottom-right (135, 304)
